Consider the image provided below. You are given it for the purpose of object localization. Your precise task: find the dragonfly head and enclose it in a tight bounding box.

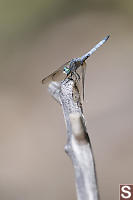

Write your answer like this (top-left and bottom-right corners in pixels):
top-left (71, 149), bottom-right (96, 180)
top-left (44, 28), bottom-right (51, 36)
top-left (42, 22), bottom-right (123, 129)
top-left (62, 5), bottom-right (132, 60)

top-left (63, 66), bottom-right (71, 75)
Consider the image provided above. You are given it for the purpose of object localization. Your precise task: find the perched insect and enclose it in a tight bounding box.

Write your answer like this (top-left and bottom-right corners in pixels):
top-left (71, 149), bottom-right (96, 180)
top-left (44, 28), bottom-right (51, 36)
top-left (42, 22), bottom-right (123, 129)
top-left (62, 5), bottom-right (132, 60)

top-left (42, 35), bottom-right (110, 99)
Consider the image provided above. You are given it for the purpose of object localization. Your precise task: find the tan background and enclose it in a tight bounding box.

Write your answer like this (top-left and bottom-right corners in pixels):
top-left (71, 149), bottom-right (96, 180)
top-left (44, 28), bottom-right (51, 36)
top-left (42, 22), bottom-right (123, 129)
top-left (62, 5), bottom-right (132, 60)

top-left (0, 0), bottom-right (133, 199)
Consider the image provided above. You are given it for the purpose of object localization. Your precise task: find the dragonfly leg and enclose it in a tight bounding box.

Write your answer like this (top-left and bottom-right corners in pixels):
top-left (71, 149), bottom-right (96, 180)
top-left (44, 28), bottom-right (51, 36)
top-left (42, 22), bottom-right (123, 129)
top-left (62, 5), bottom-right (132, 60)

top-left (64, 71), bottom-right (80, 83)
top-left (64, 72), bottom-right (76, 81)
top-left (72, 71), bottom-right (80, 82)
top-left (76, 72), bottom-right (80, 81)
top-left (63, 73), bottom-right (73, 83)
top-left (67, 72), bottom-right (74, 80)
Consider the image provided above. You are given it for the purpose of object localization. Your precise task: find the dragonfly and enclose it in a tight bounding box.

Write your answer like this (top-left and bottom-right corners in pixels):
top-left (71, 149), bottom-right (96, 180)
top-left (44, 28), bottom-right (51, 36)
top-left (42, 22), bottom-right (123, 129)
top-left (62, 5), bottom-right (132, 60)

top-left (42, 35), bottom-right (110, 100)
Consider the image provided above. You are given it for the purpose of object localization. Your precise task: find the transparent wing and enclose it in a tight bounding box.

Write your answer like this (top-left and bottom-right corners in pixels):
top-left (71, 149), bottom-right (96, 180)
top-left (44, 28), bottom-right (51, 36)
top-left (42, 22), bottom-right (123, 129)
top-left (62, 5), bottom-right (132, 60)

top-left (76, 61), bottom-right (86, 101)
top-left (42, 60), bottom-right (71, 84)
top-left (81, 62), bottom-right (86, 101)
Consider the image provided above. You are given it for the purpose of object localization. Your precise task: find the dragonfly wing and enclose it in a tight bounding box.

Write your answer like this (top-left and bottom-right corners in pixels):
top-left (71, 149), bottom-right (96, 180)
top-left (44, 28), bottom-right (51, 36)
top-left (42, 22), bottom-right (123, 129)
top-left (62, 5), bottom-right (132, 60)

top-left (42, 61), bottom-right (71, 84)
top-left (42, 68), bottom-right (63, 84)
top-left (81, 62), bottom-right (86, 100)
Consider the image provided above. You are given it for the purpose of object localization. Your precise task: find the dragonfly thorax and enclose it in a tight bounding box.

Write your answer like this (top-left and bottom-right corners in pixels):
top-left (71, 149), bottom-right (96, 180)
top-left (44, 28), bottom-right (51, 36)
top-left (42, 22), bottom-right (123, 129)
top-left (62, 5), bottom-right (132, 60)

top-left (69, 58), bottom-right (82, 72)
top-left (63, 59), bottom-right (81, 75)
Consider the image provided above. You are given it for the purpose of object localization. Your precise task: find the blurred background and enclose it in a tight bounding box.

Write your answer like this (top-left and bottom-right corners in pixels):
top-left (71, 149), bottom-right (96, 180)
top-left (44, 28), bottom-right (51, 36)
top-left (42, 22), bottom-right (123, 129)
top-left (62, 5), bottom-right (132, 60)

top-left (0, 0), bottom-right (133, 199)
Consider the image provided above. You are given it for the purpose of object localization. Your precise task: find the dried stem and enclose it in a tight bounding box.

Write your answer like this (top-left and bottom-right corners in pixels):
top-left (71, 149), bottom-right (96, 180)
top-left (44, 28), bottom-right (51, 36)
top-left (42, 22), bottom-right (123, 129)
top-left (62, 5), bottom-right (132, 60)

top-left (48, 79), bottom-right (99, 200)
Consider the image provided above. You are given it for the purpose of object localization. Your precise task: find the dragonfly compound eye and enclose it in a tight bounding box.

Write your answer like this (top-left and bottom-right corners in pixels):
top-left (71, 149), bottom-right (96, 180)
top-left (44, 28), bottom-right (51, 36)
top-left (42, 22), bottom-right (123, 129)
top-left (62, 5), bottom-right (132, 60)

top-left (63, 67), bottom-right (70, 74)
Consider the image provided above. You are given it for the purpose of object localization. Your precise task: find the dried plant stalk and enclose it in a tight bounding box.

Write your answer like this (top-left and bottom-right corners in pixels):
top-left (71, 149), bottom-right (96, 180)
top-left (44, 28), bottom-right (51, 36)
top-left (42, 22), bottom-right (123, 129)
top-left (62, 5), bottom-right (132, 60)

top-left (48, 79), bottom-right (99, 200)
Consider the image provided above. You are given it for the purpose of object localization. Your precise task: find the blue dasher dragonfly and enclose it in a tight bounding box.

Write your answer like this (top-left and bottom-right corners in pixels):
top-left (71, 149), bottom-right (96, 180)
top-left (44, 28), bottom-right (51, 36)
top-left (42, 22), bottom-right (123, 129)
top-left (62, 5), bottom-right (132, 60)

top-left (42, 35), bottom-right (110, 99)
